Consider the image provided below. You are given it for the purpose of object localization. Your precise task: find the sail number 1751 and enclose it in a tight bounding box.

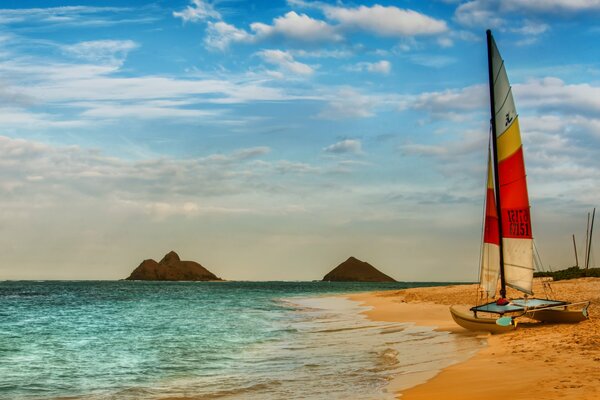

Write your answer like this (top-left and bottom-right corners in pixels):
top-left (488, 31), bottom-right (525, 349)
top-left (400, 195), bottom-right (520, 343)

top-left (504, 208), bottom-right (531, 238)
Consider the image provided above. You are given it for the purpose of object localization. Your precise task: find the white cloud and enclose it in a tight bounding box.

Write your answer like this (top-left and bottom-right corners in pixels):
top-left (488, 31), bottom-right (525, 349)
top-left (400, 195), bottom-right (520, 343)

top-left (323, 4), bottom-right (448, 37)
top-left (202, 11), bottom-right (341, 50)
top-left (514, 77), bottom-right (600, 115)
top-left (258, 49), bottom-right (315, 75)
top-left (400, 131), bottom-right (486, 160)
top-left (349, 60), bottom-right (391, 75)
top-left (455, 0), bottom-right (598, 31)
top-left (218, 146), bottom-right (271, 161)
top-left (0, 55), bottom-right (313, 124)
top-left (0, 81), bottom-right (36, 107)
top-left (504, 0), bottom-right (600, 13)
top-left (0, 135), bottom-right (276, 203)
top-left (251, 11), bottom-right (341, 42)
top-left (0, 43), bottom-right (331, 131)
top-left (410, 84), bottom-right (487, 116)
top-left (141, 201), bottom-right (252, 220)
top-left (511, 20), bottom-right (549, 35)
top-left (409, 54), bottom-right (457, 68)
top-left (193, 4), bottom-right (447, 50)
top-left (173, 0), bottom-right (221, 23)
top-left (0, 6), bottom-right (155, 28)
top-left (273, 160), bottom-right (321, 174)
top-left (454, 1), bottom-right (505, 27)
top-left (407, 78), bottom-right (600, 121)
top-left (437, 37), bottom-right (454, 48)
top-left (323, 139), bottom-right (363, 155)
top-left (0, 107), bottom-right (89, 130)
top-left (317, 88), bottom-right (377, 120)
top-left (78, 102), bottom-right (222, 120)
top-left (62, 39), bottom-right (138, 65)
top-left (290, 49), bottom-right (353, 58)
top-left (205, 21), bottom-right (253, 50)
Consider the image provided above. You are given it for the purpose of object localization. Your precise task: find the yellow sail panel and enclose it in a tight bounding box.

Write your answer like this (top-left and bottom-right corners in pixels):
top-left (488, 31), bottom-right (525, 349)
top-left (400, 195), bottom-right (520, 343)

top-left (497, 117), bottom-right (522, 161)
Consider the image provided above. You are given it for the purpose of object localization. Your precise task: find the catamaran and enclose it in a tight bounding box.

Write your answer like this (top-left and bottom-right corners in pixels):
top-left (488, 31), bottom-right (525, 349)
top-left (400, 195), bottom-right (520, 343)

top-left (450, 30), bottom-right (590, 334)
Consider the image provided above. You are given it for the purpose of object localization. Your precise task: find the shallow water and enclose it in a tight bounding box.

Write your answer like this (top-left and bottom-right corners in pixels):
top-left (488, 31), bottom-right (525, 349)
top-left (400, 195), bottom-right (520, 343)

top-left (0, 281), bottom-right (483, 399)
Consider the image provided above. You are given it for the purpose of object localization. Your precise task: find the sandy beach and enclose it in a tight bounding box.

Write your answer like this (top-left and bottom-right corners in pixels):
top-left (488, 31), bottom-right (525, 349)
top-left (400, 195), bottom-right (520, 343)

top-left (350, 277), bottom-right (600, 400)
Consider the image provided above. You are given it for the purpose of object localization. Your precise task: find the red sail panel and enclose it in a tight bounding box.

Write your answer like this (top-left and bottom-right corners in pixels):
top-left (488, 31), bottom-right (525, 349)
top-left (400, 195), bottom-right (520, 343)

top-left (498, 147), bottom-right (532, 239)
top-left (484, 157), bottom-right (500, 245)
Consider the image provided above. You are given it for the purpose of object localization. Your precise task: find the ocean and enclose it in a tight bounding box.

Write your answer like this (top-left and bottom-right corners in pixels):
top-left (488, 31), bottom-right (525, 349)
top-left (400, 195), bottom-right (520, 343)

top-left (0, 281), bottom-right (484, 399)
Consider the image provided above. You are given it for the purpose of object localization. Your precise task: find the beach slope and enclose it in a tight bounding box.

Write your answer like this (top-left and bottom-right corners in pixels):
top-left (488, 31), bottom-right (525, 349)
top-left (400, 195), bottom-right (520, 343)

top-left (351, 278), bottom-right (600, 400)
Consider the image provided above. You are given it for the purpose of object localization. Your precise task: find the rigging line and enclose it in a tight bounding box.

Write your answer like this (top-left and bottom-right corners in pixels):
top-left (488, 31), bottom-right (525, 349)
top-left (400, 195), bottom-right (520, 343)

top-left (493, 59), bottom-right (504, 86)
top-left (543, 278), bottom-right (554, 299)
top-left (533, 240), bottom-right (554, 298)
top-left (498, 174), bottom-right (528, 188)
top-left (533, 239), bottom-right (547, 272)
top-left (504, 263), bottom-right (535, 270)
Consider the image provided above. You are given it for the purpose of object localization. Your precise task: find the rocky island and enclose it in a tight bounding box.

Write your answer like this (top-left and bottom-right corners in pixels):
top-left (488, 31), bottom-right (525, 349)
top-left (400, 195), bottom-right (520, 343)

top-left (322, 256), bottom-right (396, 282)
top-left (126, 251), bottom-right (222, 281)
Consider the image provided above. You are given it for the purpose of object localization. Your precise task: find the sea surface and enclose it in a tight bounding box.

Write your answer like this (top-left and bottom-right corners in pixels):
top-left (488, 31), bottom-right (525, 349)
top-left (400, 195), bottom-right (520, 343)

top-left (0, 281), bottom-right (484, 400)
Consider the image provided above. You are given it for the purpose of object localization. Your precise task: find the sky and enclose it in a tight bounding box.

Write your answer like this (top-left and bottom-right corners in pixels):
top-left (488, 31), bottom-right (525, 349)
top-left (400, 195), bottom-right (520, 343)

top-left (0, 0), bottom-right (599, 281)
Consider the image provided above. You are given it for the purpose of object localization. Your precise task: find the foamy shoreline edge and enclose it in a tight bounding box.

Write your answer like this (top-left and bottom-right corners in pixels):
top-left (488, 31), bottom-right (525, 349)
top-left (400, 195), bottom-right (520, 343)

top-left (345, 289), bottom-right (487, 399)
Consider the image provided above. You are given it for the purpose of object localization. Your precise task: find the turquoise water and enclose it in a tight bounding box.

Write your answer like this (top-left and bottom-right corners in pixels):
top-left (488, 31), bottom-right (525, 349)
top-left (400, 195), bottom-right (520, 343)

top-left (0, 281), bottom-right (481, 399)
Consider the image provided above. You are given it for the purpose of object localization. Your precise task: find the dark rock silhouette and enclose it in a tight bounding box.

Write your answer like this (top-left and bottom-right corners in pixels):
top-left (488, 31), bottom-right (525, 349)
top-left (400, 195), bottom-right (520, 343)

top-left (126, 251), bottom-right (222, 281)
top-left (322, 256), bottom-right (396, 282)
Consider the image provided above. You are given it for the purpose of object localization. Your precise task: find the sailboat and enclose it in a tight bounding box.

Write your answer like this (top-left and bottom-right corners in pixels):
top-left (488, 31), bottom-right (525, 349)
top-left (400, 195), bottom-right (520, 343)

top-left (450, 30), bottom-right (591, 334)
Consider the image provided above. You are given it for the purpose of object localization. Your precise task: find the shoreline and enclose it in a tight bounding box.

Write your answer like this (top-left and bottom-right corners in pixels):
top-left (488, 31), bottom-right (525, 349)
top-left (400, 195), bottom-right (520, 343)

top-left (349, 277), bottom-right (600, 400)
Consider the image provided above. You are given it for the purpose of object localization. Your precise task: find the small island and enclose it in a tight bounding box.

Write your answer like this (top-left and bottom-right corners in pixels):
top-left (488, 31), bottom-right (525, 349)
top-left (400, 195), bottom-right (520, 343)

top-left (322, 256), bottom-right (396, 282)
top-left (126, 251), bottom-right (222, 281)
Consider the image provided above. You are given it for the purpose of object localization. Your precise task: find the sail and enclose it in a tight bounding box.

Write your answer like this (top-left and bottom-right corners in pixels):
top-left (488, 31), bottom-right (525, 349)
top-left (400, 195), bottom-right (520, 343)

top-left (480, 150), bottom-right (500, 297)
top-left (489, 33), bottom-right (534, 294)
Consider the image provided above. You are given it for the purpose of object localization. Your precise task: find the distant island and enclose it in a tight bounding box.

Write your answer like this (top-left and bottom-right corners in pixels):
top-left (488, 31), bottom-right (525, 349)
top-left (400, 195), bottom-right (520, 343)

top-left (322, 256), bottom-right (396, 282)
top-left (126, 251), bottom-right (222, 281)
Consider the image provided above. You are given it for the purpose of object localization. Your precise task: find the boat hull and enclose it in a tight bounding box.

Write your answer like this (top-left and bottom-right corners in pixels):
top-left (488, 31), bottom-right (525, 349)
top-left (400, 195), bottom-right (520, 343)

top-left (526, 302), bottom-right (590, 323)
top-left (450, 305), bottom-right (517, 334)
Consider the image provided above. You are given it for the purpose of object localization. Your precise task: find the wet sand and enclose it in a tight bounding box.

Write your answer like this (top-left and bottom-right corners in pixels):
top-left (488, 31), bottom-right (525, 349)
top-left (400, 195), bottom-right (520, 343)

top-left (349, 277), bottom-right (600, 400)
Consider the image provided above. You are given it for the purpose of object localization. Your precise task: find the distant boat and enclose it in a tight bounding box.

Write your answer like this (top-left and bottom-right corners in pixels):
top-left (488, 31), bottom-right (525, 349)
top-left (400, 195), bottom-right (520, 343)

top-left (450, 30), bottom-right (590, 333)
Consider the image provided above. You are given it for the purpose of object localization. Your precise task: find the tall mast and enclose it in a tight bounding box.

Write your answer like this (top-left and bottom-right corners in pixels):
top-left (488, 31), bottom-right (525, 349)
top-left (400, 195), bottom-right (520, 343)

top-left (585, 212), bottom-right (590, 268)
top-left (486, 29), bottom-right (507, 298)
top-left (586, 208), bottom-right (595, 270)
top-left (573, 234), bottom-right (579, 267)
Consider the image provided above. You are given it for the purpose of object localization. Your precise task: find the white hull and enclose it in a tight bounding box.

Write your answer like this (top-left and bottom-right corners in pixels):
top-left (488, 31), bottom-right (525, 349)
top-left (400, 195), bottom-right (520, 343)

top-left (526, 302), bottom-right (590, 323)
top-left (449, 305), bottom-right (517, 334)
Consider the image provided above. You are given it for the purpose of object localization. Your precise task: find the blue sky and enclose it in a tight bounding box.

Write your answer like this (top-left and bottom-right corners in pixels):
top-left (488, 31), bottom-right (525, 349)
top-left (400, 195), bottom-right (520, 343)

top-left (1, 0), bottom-right (599, 280)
